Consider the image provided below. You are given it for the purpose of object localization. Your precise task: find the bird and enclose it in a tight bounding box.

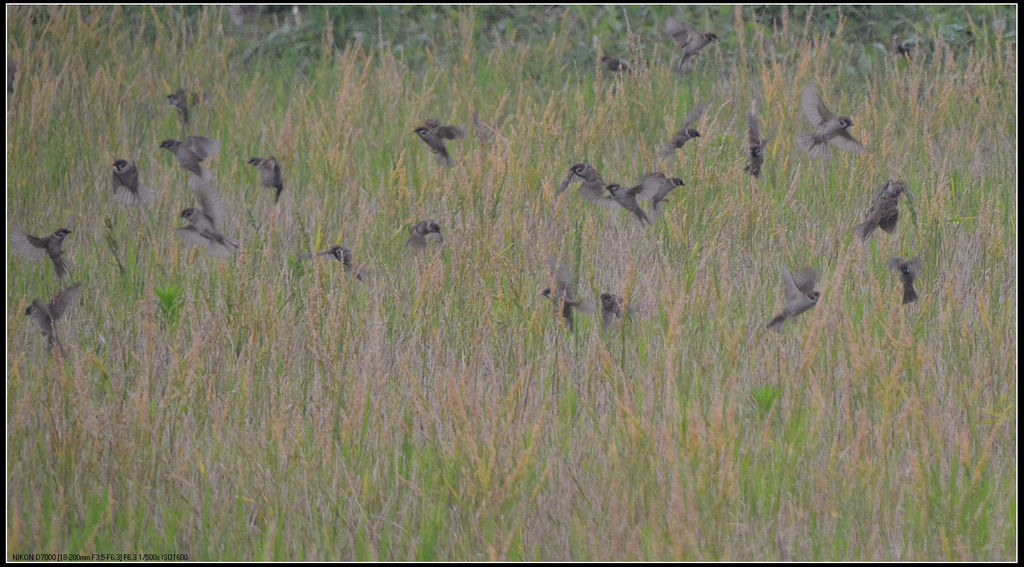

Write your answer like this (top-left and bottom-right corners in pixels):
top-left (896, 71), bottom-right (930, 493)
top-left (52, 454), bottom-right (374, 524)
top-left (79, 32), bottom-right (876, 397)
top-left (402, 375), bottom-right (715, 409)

top-left (887, 256), bottom-right (921, 304)
top-left (853, 179), bottom-right (911, 240)
top-left (664, 18), bottom-right (718, 73)
top-left (167, 88), bottom-right (197, 126)
top-left (607, 184), bottom-right (652, 225)
top-left (891, 37), bottom-right (915, 59)
top-left (797, 85), bottom-right (866, 159)
top-left (248, 157), bottom-right (284, 203)
top-left (600, 292), bottom-right (624, 331)
top-left (405, 220), bottom-right (444, 249)
top-left (578, 182), bottom-right (651, 226)
top-left (472, 110), bottom-right (504, 143)
top-left (11, 226), bottom-right (72, 279)
top-left (541, 260), bottom-right (594, 332)
top-left (744, 112), bottom-right (772, 179)
top-left (600, 55), bottom-right (633, 74)
top-left (629, 172), bottom-right (685, 211)
top-left (414, 119), bottom-right (464, 166)
top-left (767, 266), bottom-right (821, 331)
top-left (111, 159), bottom-right (154, 205)
top-left (661, 102), bottom-right (709, 157)
top-left (160, 136), bottom-right (221, 178)
top-left (556, 162), bottom-right (604, 195)
top-left (176, 176), bottom-right (238, 257)
top-left (303, 245), bottom-right (363, 280)
top-left (25, 282), bottom-right (83, 355)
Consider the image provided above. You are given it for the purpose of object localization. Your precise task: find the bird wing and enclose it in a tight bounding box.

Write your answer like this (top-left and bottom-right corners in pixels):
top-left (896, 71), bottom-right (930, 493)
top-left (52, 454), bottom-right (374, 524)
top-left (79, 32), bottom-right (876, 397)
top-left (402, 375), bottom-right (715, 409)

top-left (11, 228), bottom-right (50, 259)
top-left (631, 173), bottom-right (666, 200)
top-left (683, 102), bottom-right (709, 128)
top-left (664, 18), bottom-right (696, 49)
top-left (791, 267), bottom-right (819, 296)
top-left (801, 85), bottom-right (834, 126)
top-left (48, 282), bottom-right (83, 321)
top-left (830, 130), bottom-right (866, 153)
top-left (578, 181), bottom-right (618, 208)
top-left (434, 126), bottom-right (464, 140)
top-left (184, 136), bottom-right (221, 159)
top-left (191, 176), bottom-right (227, 229)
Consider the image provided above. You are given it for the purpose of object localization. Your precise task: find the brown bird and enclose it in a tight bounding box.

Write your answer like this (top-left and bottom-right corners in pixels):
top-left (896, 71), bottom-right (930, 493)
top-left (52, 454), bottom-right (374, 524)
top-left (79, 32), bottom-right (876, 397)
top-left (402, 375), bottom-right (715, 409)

top-left (177, 176), bottom-right (238, 257)
top-left (600, 292), bottom-right (624, 331)
top-left (600, 55), bottom-right (633, 74)
top-left (112, 159), bottom-right (154, 205)
top-left (414, 119), bottom-right (464, 166)
top-left (472, 110), bottom-right (504, 143)
top-left (887, 256), bottom-right (921, 304)
top-left (797, 85), bottom-right (866, 159)
top-left (664, 18), bottom-right (718, 73)
top-left (767, 266), bottom-right (821, 331)
top-left (577, 182), bottom-right (651, 226)
top-left (11, 226), bottom-right (72, 279)
top-left (556, 163), bottom-right (604, 195)
top-left (248, 157), bottom-right (284, 203)
top-left (744, 112), bottom-right (772, 179)
top-left (853, 179), bottom-right (911, 240)
top-left (405, 220), bottom-right (444, 249)
top-left (541, 260), bottom-right (594, 332)
top-left (630, 172), bottom-right (685, 211)
top-left (160, 136), bottom-right (221, 178)
top-left (167, 88), bottom-right (198, 126)
top-left (303, 245), bottom-right (363, 280)
top-left (25, 282), bottom-right (83, 354)
top-left (661, 102), bottom-right (710, 157)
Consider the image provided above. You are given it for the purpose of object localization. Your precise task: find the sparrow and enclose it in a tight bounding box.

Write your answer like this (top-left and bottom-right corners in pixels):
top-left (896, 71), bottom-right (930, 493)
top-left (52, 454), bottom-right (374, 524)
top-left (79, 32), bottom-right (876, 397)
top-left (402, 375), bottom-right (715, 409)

top-left (472, 110), bottom-right (504, 143)
top-left (853, 180), bottom-right (911, 240)
top-left (25, 282), bottom-right (83, 354)
top-left (248, 157), bottom-right (284, 203)
top-left (176, 176), bottom-right (238, 257)
top-left (664, 18), bottom-right (718, 73)
top-left (414, 119), bottom-right (464, 166)
top-left (303, 245), bottom-right (363, 280)
top-left (167, 88), bottom-right (197, 125)
top-left (600, 55), bottom-right (633, 74)
top-left (541, 261), bottom-right (594, 332)
top-left (766, 266), bottom-right (821, 331)
top-left (797, 85), bottom-right (866, 159)
top-left (578, 182), bottom-right (651, 225)
top-left (11, 226), bottom-right (73, 279)
top-left (405, 220), bottom-right (444, 249)
top-left (744, 112), bottom-right (772, 179)
top-left (600, 292), bottom-right (624, 331)
top-left (891, 37), bottom-right (915, 59)
top-left (111, 159), bottom-right (154, 205)
top-left (160, 136), bottom-right (221, 178)
top-left (887, 256), bottom-right (921, 304)
top-left (556, 162), bottom-right (604, 195)
top-left (661, 102), bottom-right (710, 157)
top-left (629, 172), bottom-right (685, 211)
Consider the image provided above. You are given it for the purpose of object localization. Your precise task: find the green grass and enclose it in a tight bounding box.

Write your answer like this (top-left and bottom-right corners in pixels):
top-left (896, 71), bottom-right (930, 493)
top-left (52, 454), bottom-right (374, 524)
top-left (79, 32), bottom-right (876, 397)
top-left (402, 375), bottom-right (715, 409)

top-left (7, 5), bottom-right (1016, 561)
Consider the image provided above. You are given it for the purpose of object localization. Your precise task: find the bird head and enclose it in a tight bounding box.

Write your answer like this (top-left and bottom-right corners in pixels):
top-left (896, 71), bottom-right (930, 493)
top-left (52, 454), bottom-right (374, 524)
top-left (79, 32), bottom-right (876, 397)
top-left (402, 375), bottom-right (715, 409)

top-left (159, 139), bottom-right (179, 150)
top-left (53, 228), bottom-right (72, 240)
top-left (837, 117), bottom-right (853, 129)
top-left (180, 208), bottom-right (197, 220)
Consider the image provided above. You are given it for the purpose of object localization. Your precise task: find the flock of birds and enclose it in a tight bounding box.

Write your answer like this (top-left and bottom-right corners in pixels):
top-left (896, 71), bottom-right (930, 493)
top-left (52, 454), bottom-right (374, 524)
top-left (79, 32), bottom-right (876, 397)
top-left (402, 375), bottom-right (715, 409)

top-left (11, 15), bottom-right (923, 354)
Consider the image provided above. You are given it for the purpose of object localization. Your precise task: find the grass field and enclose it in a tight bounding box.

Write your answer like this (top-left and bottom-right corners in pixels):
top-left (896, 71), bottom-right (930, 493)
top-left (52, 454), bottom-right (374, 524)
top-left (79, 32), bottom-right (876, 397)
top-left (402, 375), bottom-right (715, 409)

top-left (6, 5), bottom-right (1016, 561)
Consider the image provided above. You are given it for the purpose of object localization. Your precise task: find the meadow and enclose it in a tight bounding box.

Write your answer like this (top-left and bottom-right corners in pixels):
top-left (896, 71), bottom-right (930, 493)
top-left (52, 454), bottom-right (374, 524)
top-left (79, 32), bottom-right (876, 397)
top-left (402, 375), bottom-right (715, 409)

top-left (6, 5), bottom-right (1016, 561)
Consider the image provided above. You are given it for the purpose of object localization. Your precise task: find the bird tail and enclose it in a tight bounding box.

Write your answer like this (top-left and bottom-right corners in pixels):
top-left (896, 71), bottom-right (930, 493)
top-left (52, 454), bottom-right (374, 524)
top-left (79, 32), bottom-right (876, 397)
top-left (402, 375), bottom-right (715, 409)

top-left (797, 133), bottom-right (830, 159)
top-left (53, 257), bottom-right (71, 280)
top-left (902, 283), bottom-right (918, 304)
top-left (766, 313), bottom-right (787, 331)
top-left (852, 220), bottom-right (875, 241)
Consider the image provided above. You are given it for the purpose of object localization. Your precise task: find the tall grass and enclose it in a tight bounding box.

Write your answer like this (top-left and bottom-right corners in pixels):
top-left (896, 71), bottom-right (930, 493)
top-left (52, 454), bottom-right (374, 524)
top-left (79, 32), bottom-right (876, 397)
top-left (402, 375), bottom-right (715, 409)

top-left (7, 5), bottom-right (1016, 561)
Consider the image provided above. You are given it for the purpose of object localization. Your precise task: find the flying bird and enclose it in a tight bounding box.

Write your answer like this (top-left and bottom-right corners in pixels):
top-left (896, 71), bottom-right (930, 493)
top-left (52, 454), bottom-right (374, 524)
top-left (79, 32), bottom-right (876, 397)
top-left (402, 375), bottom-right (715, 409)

top-left (25, 282), bottom-right (83, 354)
top-left (600, 55), bottom-right (633, 74)
top-left (661, 102), bottom-right (709, 157)
top-left (630, 172), bottom-right (685, 211)
top-left (414, 119), bottom-right (464, 166)
top-left (176, 176), bottom-right (238, 257)
top-left (542, 260), bottom-right (594, 332)
top-left (160, 135), bottom-right (221, 178)
top-left (112, 159), bottom-right (154, 205)
top-left (887, 256), bottom-right (921, 304)
top-left (405, 220), bottom-right (444, 249)
top-left (248, 157), bottom-right (284, 203)
top-left (664, 18), bottom-right (718, 73)
top-left (11, 226), bottom-right (72, 279)
top-left (744, 112), bottom-right (772, 179)
top-left (797, 85), bottom-right (866, 159)
top-left (303, 245), bottom-right (363, 280)
top-left (767, 266), bottom-right (821, 331)
top-left (853, 179), bottom-right (911, 240)
top-left (167, 88), bottom-right (198, 126)
top-left (556, 162), bottom-right (604, 195)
